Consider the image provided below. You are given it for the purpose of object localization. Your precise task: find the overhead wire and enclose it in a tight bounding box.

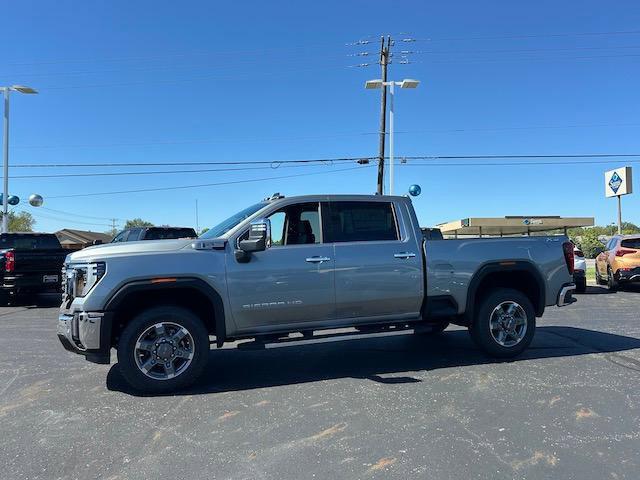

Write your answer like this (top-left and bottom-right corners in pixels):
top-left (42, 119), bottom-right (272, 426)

top-left (47, 164), bottom-right (373, 198)
top-left (11, 122), bottom-right (640, 151)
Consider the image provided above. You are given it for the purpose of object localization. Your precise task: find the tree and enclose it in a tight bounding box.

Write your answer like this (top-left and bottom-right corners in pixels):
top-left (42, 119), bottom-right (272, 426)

top-left (575, 228), bottom-right (606, 258)
top-left (0, 211), bottom-right (36, 232)
top-left (124, 218), bottom-right (154, 229)
top-left (621, 222), bottom-right (640, 234)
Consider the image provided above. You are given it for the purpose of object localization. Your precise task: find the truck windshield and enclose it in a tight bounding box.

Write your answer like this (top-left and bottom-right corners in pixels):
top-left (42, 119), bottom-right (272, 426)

top-left (200, 202), bottom-right (268, 239)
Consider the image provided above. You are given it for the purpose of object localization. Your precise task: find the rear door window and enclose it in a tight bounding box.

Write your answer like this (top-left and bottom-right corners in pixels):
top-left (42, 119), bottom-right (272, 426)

top-left (621, 238), bottom-right (640, 249)
top-left (0, 234), bottom-right (61, 249)
top-left (324, 201), bottom-right (398, 243)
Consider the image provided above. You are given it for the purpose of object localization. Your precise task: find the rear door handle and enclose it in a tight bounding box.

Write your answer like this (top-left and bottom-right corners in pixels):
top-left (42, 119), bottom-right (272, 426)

top-left (306, 256), bottom-right (331, 263)
top-left (394, 252), bottom-right (416, 259)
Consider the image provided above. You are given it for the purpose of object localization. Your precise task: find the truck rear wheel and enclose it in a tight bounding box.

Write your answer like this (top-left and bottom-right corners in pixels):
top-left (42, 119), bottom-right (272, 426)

top-left (117, 306), bottom-right (210, 393)
top-left (469, 288), bottom-right (535, 358)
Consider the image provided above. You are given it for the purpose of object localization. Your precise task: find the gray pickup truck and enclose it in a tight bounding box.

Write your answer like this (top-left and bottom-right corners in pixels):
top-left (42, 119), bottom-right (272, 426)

top-left (58, 194), bottom-right (576, 392)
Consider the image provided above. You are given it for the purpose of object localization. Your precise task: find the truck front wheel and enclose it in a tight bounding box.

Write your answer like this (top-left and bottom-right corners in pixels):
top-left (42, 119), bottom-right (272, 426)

top-left (469, 288), bottom-right (535, 358)
top-left (117, 306), bottom-right (210, 393)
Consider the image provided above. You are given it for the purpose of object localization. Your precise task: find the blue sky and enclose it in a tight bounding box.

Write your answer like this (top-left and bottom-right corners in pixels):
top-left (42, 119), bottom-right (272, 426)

top-left (2, 0), bottom-right (639, 233)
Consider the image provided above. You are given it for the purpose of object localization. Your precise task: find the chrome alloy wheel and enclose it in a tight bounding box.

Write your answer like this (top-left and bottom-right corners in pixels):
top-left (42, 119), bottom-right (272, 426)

top-left (134, 322), bottom-right (195, 380)
top-left (489, 301), bottom-right (528, 347)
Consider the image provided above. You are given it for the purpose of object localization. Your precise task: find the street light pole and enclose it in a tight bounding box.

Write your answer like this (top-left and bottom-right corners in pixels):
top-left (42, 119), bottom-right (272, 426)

top-left (2, 88), bottom-right (9, 233)
top-left (389, 81), bottom-right (395, 195)
top-left (365, 78), bottom-right (419, 195)
top-left (0, 85), bottom-right (38, 233)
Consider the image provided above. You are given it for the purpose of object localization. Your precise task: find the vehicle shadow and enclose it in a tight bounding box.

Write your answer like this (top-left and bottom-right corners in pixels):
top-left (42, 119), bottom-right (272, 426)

top-left (580, 285), bottom-right (640, 295)
top-left (579, 285), bottom-right (614, 295)
top-left (106, 326), bottom-right (640, 397)
top-left (2, 293), bottom-right (61, 308)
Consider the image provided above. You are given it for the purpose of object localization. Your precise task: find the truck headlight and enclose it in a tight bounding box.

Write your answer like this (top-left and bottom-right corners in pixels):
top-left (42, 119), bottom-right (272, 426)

top-left (73, 262), bottom-right (106, 297)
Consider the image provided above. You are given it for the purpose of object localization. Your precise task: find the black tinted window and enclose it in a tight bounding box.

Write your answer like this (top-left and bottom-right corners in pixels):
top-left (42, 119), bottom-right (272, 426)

top-left (325, 202), bottom-right (398, 243)
top-left (621, 238), bottom-right (640, 249)
top-left (144, 228), bottom-right (196, 240)
top-left (0, 234), bottom-right (61, 249)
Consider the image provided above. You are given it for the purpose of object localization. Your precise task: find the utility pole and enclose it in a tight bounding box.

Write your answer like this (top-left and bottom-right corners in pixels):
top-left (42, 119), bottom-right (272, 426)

top-left (195, 199), bottom-right (199, 233)
top-left (376, 36), bottom-right (391, 195)
top-left (111, 218), bottom-right (117, 236)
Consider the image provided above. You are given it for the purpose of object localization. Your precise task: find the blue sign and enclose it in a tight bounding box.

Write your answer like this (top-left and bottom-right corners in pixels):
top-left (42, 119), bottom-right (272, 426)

top-left (609, 171), bottom-right (622, 193)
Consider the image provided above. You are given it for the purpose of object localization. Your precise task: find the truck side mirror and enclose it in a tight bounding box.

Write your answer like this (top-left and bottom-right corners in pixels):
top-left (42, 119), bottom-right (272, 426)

top-left (92, 239), bottom-right (103, 246)
top-left (237, 218), bottom-right (271, 259)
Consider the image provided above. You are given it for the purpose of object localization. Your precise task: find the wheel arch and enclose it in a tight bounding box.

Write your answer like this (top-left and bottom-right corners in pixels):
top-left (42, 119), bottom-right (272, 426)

top-left (104, 277), bottom-right (226, 348)
top-left (465, 261), bottom-right (546, 323)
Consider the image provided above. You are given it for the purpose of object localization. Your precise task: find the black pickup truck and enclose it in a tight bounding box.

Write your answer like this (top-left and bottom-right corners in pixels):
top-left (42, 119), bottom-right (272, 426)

top-left (0, 233), bottom-right (67, 301)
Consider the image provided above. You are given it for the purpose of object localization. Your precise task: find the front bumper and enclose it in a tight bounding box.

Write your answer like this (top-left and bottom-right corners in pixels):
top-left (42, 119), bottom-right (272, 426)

top-left (615, 266), bottom-right (640, 283)
top-left (557, 283), bottom-right (577, 307)
top-left (57, 311), bottom-right (112, 364)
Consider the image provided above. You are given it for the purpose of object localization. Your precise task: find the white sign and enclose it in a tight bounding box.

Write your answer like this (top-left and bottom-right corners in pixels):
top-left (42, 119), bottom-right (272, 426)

top-left (604, 166), bottom-right (633, 198)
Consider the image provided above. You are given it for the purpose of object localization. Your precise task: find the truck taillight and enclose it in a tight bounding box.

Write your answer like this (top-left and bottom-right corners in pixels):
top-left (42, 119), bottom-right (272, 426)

top-left (615, 248), bottom-right (636, 257)
top-left (4, 251), bottom-right (15, 273)
top-left (562, 242), bottom-right (574, 275)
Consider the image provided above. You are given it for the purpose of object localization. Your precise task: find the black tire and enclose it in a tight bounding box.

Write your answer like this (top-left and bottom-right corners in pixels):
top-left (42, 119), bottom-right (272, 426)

top-left (595, 268), bottom-right (604, 285)
top-left (117, 305), bottom-right (210, 393)
top-left (469, 288), bottom-right (536, 358)
top-left (607, 267), bottom-right (618, 292)
top-left (575, 278), bottom-right (587, 294)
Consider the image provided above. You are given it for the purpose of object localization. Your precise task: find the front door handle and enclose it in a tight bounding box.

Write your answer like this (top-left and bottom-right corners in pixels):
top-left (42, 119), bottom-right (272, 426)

top-left (394, 252), bottom-right (416, 259)
top-left (306, 256), bottom-right (331, 263)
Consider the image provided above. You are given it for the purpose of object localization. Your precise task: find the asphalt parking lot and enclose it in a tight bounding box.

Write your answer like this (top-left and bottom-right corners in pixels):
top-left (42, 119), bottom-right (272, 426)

top-left (1, 285), bottom-right (639, 480)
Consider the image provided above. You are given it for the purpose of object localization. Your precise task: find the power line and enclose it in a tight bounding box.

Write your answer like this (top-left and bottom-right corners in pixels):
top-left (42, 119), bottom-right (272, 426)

top-left (1, 42), bottom-right (342, 68)
top-left (402, 153), bottom-right (640, 160)
top-left (412, 29), bottom-right (640, 43)
top-left (3, 51), bottom-right (352, 79)
top-left (11, 133), bottom-right (382, 150)
top-left (6, 29), bottom-right (640, 69)
top-left (10, 156), bottom-right (373, 169)
top-left (36, 63), bottom-right (355, 91)
top-left (409, 44), bottom-right (640, 56)
top-left (47, 164), bottom-right (372, 199)
top-left (24, 209), bottom-right (118, 228)
top-left (400, 158), bottom-right (640, 167)
top-left (412, 52), bottom-right (640, 65)
top-left (10, 122), bottom-right (640, 151)
top-left (38, 206), bottom-right (117, 221)
top-left (8, 163), bottom-right (321, 179)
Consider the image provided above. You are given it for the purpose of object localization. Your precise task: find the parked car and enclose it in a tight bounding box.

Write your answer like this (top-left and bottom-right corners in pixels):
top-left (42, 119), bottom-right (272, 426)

top-left (595, 234), bottom-right (640, 291)
top-left (58, 194), bottom-right (576, 393)
top-left (111, 226), bottom-right (197, 243)
top-left (0, 233), bottom-right (67, 301)
top-left (573, 244), bottom-right (587, 293)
